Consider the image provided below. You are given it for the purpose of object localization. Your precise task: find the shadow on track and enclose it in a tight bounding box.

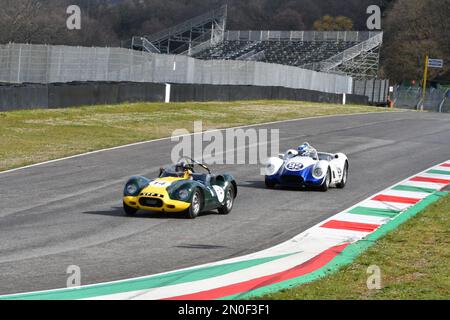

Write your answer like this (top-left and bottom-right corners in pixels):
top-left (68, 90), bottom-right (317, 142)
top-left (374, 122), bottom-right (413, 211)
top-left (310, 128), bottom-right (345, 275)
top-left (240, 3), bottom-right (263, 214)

top-left (83, 207), bottom-right (218, 219)
top-left (174, 244), bottom-right (229, 250)
top-left (240, 180), bottom-right (323, 192)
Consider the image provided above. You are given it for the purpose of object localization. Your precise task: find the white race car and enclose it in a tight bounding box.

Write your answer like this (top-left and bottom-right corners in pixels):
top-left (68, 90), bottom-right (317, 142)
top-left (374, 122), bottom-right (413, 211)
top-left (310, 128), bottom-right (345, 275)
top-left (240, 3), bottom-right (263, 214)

top-left (265, 144), bottom-right (349, 191)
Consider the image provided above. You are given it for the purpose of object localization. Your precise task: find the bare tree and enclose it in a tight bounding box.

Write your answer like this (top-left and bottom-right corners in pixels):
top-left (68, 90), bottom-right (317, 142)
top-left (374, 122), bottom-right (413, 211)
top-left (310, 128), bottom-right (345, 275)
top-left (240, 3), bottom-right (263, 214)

top-left (0, 0), bottom-right (43, 43)
top-left (381, 0), bottom-right (449, 82)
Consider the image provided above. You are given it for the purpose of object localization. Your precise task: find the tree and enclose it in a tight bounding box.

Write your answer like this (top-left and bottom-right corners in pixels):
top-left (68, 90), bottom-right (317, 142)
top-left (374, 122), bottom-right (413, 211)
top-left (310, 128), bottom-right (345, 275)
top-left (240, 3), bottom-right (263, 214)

top-left (272, 9), bottom-right (306, 30)
top-left (0, 0), bottom-right (43, 43)
top-left (381, 0), bottom-right (450, 82)
top-left (313, 15), bottom-right (353, 31)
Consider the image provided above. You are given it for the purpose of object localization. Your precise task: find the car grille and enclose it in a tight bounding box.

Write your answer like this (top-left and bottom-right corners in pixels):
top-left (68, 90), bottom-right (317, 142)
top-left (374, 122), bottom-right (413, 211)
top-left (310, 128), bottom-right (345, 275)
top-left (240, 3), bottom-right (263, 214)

top-left (140, 193), bottom-right (164, 198)
top-left (281, 175), bottom-right (303, 185)
top-left (139, 198), bottom-right (164, 208)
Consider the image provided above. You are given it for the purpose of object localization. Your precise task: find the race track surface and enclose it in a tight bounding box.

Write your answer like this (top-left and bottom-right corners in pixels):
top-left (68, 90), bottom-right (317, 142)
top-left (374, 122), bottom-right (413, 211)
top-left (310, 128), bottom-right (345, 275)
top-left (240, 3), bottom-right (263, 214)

top-left (1, 111), bottom-right (449, 295)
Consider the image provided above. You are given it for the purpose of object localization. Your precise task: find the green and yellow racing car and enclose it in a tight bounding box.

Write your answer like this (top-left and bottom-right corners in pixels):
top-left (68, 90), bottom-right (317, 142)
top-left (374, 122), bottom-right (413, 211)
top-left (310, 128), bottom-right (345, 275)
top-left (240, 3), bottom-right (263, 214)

top-left (123, 158), bottom-right (237, 219)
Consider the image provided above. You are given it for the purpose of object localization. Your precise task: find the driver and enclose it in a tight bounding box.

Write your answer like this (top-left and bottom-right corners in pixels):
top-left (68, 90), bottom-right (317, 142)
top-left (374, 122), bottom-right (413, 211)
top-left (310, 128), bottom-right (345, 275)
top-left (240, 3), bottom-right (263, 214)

top-left (297, 142), bottom-right (318, 160)
top-left (175, 159), bottom-right (193, 179)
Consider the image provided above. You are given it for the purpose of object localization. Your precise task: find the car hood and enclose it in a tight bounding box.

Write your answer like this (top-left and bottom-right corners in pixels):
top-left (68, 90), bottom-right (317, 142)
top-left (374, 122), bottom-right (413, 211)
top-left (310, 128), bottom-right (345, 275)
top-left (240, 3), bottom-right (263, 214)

top-left (283, 156), bottom-right (316, 173)
top-left (141, 177), bottom-right (186, 194)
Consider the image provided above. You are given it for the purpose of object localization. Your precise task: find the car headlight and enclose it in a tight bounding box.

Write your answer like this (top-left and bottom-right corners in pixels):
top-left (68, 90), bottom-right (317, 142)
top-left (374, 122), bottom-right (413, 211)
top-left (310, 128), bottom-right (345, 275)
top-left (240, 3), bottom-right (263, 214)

top-left (313, 167), bottom-right (323, 178)
top-left (126, 183), bottom-right (138, 196)
top-left (178, 189), bottom-right (190, 201)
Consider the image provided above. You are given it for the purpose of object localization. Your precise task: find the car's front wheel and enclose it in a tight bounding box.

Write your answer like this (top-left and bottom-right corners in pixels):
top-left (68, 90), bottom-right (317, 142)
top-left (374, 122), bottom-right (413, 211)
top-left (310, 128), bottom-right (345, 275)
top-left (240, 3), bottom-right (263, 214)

top-left (186, 189), bottom-right (203, 219)
top-left (218, 186), bottom-right (235, 215)
top-left (123, 202), bottom-right (138, 216)
top-left (265, 177), bottom-right (276, 189)
top-left (336, 162), bottom-right (348, 189)
top-left (320, 169), bottom-right (331, 192)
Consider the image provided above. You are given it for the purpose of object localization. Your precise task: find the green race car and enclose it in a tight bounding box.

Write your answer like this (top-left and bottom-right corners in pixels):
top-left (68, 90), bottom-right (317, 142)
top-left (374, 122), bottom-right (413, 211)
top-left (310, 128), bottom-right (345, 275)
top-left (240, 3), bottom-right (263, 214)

top-left (123, 158), bottom-right (237, 219)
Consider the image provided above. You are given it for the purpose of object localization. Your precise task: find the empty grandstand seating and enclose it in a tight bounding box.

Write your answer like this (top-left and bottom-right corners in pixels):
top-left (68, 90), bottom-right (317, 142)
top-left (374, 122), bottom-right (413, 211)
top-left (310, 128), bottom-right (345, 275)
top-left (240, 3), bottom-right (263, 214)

top-left (132, 6), bottom-right (382, 77)
top-left (193, 40), bottom-right (358, 67)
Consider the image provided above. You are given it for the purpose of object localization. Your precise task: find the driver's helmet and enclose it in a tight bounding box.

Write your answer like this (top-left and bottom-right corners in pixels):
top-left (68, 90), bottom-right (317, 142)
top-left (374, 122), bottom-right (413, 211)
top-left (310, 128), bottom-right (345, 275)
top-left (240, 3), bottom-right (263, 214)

top-left (285, 149), bottom-right (299, 159)
top-left (297, 143), bottom-right (312, 156)
top-left (175, 159), bottom-right (190, 172)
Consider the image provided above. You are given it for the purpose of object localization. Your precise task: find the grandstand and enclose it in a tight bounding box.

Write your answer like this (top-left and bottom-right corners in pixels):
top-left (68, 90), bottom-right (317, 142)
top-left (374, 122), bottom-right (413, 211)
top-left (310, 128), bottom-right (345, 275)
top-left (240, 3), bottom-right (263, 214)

top-left (132, 6), bottom-right (383, 80)
top-left (193, 38), bottom-right (358, 67)
top-left (132, 5), bottom-right (227, 55)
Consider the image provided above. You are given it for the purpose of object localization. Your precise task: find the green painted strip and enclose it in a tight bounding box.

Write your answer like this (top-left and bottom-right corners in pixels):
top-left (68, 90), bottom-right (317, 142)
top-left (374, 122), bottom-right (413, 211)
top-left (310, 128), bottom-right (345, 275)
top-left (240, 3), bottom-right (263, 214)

top-left (427, 169), bottom-right (450, 176)
top-left (0, 252), bottom-right (296, 300)
top-left (348, 206), bottom-right (400, 218)
top-left (392, 185), bottom-right (436, 194)
top-left (228, 192), bottom-right (448, 300)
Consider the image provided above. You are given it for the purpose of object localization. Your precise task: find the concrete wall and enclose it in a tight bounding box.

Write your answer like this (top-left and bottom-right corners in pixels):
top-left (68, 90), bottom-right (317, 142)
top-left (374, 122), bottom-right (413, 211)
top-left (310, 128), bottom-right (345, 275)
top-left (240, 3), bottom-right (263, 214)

top-left (170, 84), bottom-right (368, 104)
top-left (0, 82), bottom-right (165, 111)
top-left (0, 82), bottom-right (368, 111)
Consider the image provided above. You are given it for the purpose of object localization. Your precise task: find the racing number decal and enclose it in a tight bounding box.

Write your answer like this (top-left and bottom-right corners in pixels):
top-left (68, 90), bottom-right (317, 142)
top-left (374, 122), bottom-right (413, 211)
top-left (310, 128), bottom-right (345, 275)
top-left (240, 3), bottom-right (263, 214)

top-left (285, 162), bottom-right (304, 171)
top-left (212, 186), bottom-right (225, 203)
top-left (149, 180), bottom-right (172, 188)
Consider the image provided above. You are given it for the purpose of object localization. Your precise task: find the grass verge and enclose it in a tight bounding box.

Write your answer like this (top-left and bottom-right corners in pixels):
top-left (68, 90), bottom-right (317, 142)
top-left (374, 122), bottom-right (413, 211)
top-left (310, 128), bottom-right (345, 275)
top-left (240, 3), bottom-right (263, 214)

top-left (260, 192), bottom-right (450, 300)
top-left (0, 100), bottom-right (387, 172)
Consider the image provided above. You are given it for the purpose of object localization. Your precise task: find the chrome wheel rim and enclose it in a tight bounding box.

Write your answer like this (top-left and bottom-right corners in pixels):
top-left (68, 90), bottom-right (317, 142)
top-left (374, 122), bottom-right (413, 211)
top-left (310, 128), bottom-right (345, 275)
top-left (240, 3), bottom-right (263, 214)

top-left (342, 168), bottom-right (348, 184)
top-left (192, 193), bottom-right (200, 214)
top-left (226, 190), bottom-right (233, 210)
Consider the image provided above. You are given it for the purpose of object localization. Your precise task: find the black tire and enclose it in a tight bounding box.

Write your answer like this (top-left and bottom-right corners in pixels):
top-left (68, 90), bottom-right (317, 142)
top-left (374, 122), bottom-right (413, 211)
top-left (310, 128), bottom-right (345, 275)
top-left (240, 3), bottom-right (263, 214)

top-left (218, 186), bottom-right (235, 215)
top-left (265, 177), bottom-right (276, 189)
top-left (186, 189), bottom-right (203, 219)
top-left (336, 162), bottom-right (348, 189)
top-left (123, 202), bottom-right (138, 216)
top-left (320, 169), bottom-right (331, 192)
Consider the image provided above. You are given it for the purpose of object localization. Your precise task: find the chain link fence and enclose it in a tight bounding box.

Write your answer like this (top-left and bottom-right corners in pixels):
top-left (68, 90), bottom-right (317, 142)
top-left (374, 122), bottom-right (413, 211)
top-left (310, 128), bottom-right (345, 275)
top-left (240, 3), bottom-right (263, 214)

top-left (353, 79), bottom-right (390, 105)
top-left (392, 86), bottom-right (450, 113)
top-left (0, 43), bottom-right (353, 94)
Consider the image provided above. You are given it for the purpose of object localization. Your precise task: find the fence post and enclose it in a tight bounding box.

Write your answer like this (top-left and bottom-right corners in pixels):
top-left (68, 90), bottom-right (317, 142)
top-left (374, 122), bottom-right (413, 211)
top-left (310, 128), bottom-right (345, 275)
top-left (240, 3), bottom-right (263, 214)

top-left (371, 79), bottom-right (376, 104)
top-left (45, 44), bottom-right (49, 83)
top-left (17, 45), bottom-right (22, 83)
top-left (165, 83), bottom-right (171, 103)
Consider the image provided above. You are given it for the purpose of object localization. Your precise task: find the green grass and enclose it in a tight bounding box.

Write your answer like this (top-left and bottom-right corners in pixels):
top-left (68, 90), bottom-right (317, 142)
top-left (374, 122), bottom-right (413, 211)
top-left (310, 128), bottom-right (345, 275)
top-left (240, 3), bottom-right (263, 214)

top-left (0, 100), bottom-right (388, 172)
top-left (260, 193), bottom-right (450, 300)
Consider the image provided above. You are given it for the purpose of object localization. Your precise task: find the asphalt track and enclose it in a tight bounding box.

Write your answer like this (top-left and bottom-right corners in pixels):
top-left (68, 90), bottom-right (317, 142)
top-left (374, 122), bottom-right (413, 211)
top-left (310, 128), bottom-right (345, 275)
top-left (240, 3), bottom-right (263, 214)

top-left (1, 111), bottom-right (449, 295)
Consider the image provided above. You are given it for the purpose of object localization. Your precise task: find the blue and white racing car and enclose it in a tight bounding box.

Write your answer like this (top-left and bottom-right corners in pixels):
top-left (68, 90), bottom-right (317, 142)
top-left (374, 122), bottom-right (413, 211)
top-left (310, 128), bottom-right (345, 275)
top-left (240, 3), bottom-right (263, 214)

top-left (264, 143), bottom-right (349, 191)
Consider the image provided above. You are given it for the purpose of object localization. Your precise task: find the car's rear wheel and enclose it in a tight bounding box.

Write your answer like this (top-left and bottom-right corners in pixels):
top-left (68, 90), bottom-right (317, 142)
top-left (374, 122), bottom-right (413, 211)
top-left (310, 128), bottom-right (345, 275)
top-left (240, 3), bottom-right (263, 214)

top-left (218, 186), bottom-right (235, 215)
top-left (320, 169), bottom-right (331, 192)
top-left (123, 202), bottom-right (138, 216)
top-left (186, 189), bottom-right (202, 219)
top-left (336, 162), bottom-right (348, 189)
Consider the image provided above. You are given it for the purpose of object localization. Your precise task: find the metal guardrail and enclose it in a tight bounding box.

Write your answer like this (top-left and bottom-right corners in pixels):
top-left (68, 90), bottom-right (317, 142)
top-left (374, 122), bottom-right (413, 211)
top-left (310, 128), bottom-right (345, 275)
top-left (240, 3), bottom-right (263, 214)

top-left (224, 31), bottom-right (382, 42)
top-left (145, 5), bottom-right (227, 43)
top-left (317, 32), bottom-right (383, 72)
top-left (131, 37), bottom-right (161, 54)
top-left (179, 29), bottom-right (223, 56)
